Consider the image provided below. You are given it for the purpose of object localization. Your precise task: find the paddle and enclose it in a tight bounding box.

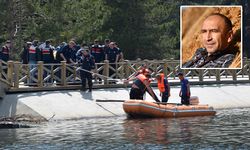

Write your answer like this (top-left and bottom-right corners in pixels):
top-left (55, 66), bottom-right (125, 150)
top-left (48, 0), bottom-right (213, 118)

top-left (96, 99), bottom-right (125, 102)
top-left (146, 87), bottom-right (160, 102)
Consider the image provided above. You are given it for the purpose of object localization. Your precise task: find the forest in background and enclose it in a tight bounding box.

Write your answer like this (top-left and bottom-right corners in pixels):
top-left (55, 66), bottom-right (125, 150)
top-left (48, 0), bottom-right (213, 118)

top-left (0, 0), bottom-right (243, 60)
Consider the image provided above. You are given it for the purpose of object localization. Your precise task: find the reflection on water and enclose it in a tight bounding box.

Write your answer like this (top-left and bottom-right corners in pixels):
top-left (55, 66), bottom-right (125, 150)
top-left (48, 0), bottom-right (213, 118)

top-left (0, 108), bottom-right (250, 149)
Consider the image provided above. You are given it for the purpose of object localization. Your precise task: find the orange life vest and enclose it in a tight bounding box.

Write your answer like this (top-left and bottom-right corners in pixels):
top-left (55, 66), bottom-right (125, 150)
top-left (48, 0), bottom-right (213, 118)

top-left (136, 74), bottom-right (147, 83)
top-left (133, 74), bottom-right (148, 92)
top-left (157, 73), bottom-right (165, 93)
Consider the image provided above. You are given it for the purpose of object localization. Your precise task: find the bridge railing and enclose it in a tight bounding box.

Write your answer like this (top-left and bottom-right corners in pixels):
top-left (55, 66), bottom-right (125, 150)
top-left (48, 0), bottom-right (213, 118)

top-left (0, 59), bottom-right (250, 89)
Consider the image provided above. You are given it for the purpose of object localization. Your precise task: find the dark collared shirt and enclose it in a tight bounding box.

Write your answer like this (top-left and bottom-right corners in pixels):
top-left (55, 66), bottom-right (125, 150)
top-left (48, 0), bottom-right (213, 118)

top-left (182, 48), bottom-right (235, 68)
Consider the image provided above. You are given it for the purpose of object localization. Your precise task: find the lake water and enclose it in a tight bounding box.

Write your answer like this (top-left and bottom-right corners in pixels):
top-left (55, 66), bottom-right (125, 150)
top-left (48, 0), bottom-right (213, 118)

top-left (0, 108), bottom-right (250, 149)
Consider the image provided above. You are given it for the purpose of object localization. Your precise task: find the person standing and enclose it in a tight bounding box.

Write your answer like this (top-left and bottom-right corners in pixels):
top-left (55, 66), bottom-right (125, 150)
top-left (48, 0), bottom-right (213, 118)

top-left (91, 39), bottom-right (105, 82)
top-left (0, 40), bottom-right (11, 62)
top-left (105, 42), bottom-right (120, 79)
top-left (40, 40), bottom-right (55, 64)
top-left (27, 40), bottom-right (41, 85)
top-left (103, 39), bottom-right (110, 54)
top-left (129, 69), bottom-right (160, 102)
top-left (40, 40), bottom-right (55, 83)
top-left (78, 49), bottom-right (95, 92)
top-left (114, 42), bottom-right (124, 61)
top-left (177, 72), bottom-right (191, 105)
top-left (105, 42), bottom-right (120, 63)
top-left (91, 39), bottom-right (105, 63)
top-left (156, 73), bottom-right (170, 103)
top-left (57, 41), bottom-right (76, 64)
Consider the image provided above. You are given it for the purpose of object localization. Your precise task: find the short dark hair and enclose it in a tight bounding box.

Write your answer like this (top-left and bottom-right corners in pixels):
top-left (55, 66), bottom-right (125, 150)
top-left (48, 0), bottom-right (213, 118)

top-left (105, 39), bottom-right (110, 43)
top-left (177, 72), bottom-right (184, 76)
top-left (206, 13), bottom-right (233, 32)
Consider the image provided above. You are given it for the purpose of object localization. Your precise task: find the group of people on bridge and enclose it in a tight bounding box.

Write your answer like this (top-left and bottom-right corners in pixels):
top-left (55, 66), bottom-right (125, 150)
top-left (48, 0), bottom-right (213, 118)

top-left (1, 39), bottom-right (190, 105)
top-left (0, 39), bottom-right (124, 91)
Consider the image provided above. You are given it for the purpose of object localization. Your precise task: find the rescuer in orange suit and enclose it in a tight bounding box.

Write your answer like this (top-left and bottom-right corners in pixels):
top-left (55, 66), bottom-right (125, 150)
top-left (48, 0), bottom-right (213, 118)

top-left (156, 73), bottom-right (170, 102)
top-left (129, 69), bottom-right (160, 102)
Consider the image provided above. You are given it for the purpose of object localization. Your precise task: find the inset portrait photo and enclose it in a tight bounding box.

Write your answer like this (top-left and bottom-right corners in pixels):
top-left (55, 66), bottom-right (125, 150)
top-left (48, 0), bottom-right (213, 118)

top-left (180, 6), bottom-right (242, 69)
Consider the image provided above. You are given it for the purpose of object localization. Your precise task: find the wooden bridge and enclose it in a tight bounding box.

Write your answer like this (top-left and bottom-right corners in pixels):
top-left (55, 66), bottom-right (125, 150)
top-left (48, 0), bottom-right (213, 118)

top-left (1, 59), bottom-right (250, 93)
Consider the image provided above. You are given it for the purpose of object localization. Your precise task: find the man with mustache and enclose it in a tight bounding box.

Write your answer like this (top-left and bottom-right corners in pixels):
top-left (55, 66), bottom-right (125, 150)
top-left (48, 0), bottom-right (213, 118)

top-left (182, 13), bottom-right (235, 68)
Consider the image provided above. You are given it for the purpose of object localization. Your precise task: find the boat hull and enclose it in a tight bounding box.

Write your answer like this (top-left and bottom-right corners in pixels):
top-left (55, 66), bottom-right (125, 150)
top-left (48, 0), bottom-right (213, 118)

top-left (123, 100), bottom-right (216, 118)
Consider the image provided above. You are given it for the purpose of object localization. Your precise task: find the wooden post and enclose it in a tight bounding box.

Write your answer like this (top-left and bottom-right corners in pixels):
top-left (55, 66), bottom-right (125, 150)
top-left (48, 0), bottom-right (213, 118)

top-left (198, 69), bottom-right (203, 82)
top-left (120, 61), bottom-right (124, 79)
top-left (135, 58), bottom-right (141, 71)
top-left (103, 60), bottom-right (109, 85)
top-left (232, 69), bottom-right (237, 81)
top-left (163, 59), bottom-right (168, 77)
top-left (124, 60), bottom-right (130, 79)
top-left (0, 61), bottom-right (2, 80)
top-left (73, 64), bottom-right (77, 80)
top-left (144, 59), bottom-right (149, 69)
top-left (51, 64), bottom-right (54, 83)
top-left (61, 61), bottom-right (67, 86)
top-left (216, 69), bottom-right (220, 81)
top-left (37, 61), bottom-right (43, 87)
top-left (13, 62), bottom-right (21, 88)
top-left (248, 61), bottom-right (250, 80)
top-left (7, 61), bottom-right (14, 85)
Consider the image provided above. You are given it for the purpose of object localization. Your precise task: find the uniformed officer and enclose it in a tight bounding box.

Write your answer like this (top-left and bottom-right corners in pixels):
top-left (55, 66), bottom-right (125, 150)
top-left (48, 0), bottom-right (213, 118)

top-left (40, 40), bottom-right (54, 64)
top-left (78, 48), bottom-right (95, 92)
top-left (0, 40), bottom-right (11, 62)
top-left (40, 40), bottom-right (55, 83)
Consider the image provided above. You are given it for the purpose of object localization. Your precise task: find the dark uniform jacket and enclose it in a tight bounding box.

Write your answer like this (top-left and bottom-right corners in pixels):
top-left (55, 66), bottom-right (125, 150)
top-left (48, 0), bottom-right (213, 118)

top-left (79, 54), bottom-right (95, 71)
top-left (182, 48), bottom-right (235, 68)
top-left (40, 46), bottom-right (55, 63)
top-left (0, 46), bottom-right (10, 61)
top-left (105, 47), bottom-right (120, 63)
top-left (91, 44), bottom-right (105, 63)
top-left (21, 45), bottom-right (41, 64)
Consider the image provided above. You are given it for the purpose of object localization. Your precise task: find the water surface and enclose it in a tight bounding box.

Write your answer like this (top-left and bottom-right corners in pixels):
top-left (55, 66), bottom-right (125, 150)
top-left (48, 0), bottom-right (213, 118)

top-left (0, 108), bottom-right (250, 149)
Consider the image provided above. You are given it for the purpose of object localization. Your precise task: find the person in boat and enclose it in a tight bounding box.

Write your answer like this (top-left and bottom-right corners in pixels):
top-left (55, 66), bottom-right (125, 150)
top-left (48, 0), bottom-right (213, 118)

top-left (177, 72), bottom-right (190, 105)
top-left (156, 73), bottom-right (170, 102)
top-left (129, 69), bottom-right (160, 102)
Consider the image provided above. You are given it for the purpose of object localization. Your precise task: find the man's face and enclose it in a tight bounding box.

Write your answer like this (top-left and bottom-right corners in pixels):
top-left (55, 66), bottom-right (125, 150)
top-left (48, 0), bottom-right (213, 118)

top-left (6, 43), bottom-right (11, 47)
top-left (201, 15), bottom-right (232, 55)
top-left (178, 75), bottom-right (184, 80)
top-left (69, 43), bottom-right (75, 48)
top-left (109, 43), bottom-right (114, 48)
top-left (82, 50), bottom-right (88, 56)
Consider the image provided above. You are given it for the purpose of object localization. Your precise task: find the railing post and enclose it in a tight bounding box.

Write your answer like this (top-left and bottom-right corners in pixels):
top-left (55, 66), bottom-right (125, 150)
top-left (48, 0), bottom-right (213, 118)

top-left (124, 60), bottom-right (130, 79)
top-left (103, 60), bottom-right (109, 85)
top-left (232, 69), bottom-right (237, 81)
top-left (248, 61), bottom-right (250, 80)
top-left (73, 64), bottom-right (77, 80)
top-left (135, 58), bottom-right (141, 70)
top-left (13, 62), bottom-right (21, 88)
top-left (198, 70), bottom-right (203, 82)
top-left (7, 61), bottom-right (14, 86)
top-left (120, 61), bottom-right (124, 79)
top-left (61, 61), bottom-right (67, 86)
top-left (163, 59), bottom-right (168, 77)
top-left (37, 61), bottom-right (43, 87)
top-left (144, 59), bottom-right (149, 69)
top-left (0, 61), bottom-right (2, 80)
top-left (216, 70), bottom-right (221, 81)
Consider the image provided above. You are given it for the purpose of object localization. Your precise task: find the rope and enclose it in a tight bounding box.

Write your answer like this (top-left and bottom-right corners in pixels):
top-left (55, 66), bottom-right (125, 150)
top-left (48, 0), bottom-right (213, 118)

top-left (73, 66), bottom-right (116, 81)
